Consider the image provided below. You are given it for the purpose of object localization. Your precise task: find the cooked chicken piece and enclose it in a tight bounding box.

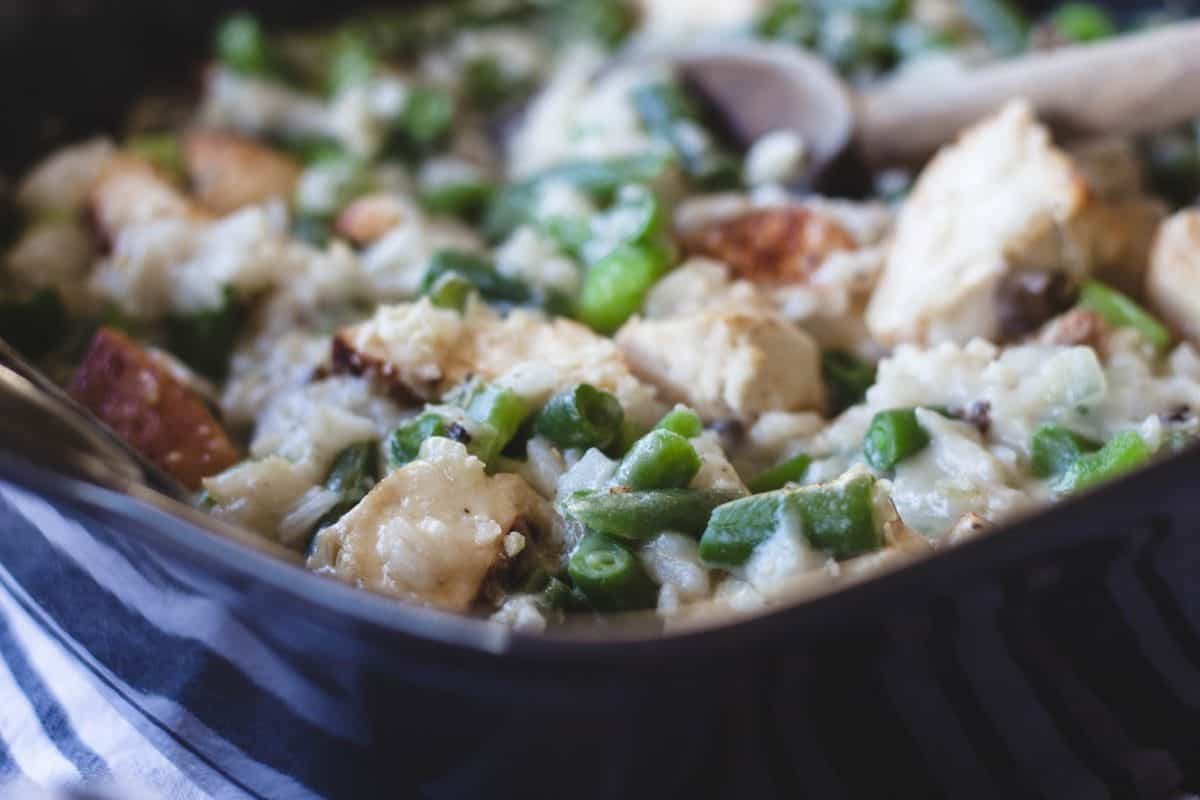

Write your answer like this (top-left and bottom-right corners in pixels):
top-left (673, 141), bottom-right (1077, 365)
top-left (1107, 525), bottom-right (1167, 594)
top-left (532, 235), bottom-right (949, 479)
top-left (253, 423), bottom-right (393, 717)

top-left (681, 206), bottom-right (858, 284)
top-left (307, 438), bottom-right (543, 612)
top-left (184, 130), bottom-right (301, 215)
top-left (16, 138), bottom-right (116, 214)
top-left (68, 328), bottom-right (240, 490)
top-left (1037, 307), bottom-right (1111, 354)
top-left (89, 155), bottom-right (203, 239)
top-left (615, 310), bottom-right (826, 423)
top-left (866, 101), bottom-right (1092, 346)
top-left (335, 193), bottom-right (410, 245)
top-left (1147, 209), bottom-right (1200, 343)
top-left (333, 300), bottom-right (665, 426)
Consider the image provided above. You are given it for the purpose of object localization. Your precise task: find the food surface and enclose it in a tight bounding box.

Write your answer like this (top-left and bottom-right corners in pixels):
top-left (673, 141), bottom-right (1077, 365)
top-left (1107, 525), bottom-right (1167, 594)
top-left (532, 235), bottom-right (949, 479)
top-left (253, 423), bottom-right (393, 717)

top-left (4, 0), bottom-right (1200, 631)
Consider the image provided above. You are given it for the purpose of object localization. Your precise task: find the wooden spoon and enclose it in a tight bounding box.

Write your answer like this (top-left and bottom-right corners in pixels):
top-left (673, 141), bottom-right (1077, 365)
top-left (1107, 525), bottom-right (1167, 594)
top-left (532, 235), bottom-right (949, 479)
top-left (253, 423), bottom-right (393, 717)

top-left (677, 21), bottom-right (1200, 182)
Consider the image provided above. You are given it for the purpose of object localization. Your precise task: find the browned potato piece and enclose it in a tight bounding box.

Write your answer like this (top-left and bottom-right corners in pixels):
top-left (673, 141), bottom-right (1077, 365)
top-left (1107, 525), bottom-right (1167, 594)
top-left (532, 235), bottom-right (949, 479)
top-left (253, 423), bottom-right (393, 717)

top-left (68, 328), bottom-right (241, 490)
top-left (335, 194), bottom-right (409, 245)
top-left (681, 206), bottom-right (857, 284)
top-left (90, 155), bottom-right (201, 239)
top-left (184, 130), bottom-right (301, 215)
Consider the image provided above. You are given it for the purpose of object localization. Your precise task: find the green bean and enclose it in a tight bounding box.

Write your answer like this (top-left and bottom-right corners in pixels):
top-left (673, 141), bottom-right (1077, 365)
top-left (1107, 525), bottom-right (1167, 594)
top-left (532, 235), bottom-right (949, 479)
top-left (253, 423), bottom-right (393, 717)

top-left (419, 179), bottom-right (494, 221)
top-left (426, 272), bottom-right (474, 311)
top-left (580, 183), bottom-right (665, 265)
top-left (699, 472), bottom-right (882, 566)
top-left (215, 13), bottom-right (273, 76)
top-left (567, 532), bottom-right (657, 612)
top-left (164, 287), bottom-right (246, 382)
top-left (577, 243), bottom-right (669, 335)
top-left (1054, 431), bottom-right (1154, 494)
top-left (545, 0), bottom-right (637, 50)
top-left (746, 453), bottom-right (812, 494)
top-left (655, 407), bottom-right (703, 439)
top-left (864, 408), bottom-right (930, 471)
top-left (1052, 3), bottom-right (1116, 42)
top-left (960, 0), bottom-right (1029, 56)
top-left (1030, 425), bottom-right (1100, 479)
top-left (310, 440), bottom-right (379, 541)
top-left (613, 429), bottom-right (702, 490)
top-left (632, 81), bottom-right (740, 190)
top-left (560, 488), bottom-right (741, 541)
top-left (386, 412), bottom-right (449, 470)
top-left (127, 133), bottom-right (184, 179)
top-left (390, 87), bottom-right (455, 156)
top-left (325, 33), bottom-right (377, 95)
top-left (822, 351), bottom-right (876, 414)
top-left (0, 288), bottom-right (67, 359)
top-left (537, 576), bottom-right (592, 613)
top-left (465, 384), bottom-right (532, 465)
top-left (464, 57), bottom-right (532, 110)
top-left (483, 152), bottom-right (674, 241)
top-left (420, 249), bottom-right (532, 305)
top-left (533, 384), bottom-right (625, 450)
top-left (756, 0), bottom-right (819, 47)
top-left (1078, 280), bottom-right (1171, 353)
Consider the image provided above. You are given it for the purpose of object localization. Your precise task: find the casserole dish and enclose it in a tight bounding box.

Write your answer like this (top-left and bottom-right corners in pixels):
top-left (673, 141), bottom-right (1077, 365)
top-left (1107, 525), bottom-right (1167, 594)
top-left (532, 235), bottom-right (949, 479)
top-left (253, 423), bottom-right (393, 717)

top-left (2, 1), bottom-right (1199, 797)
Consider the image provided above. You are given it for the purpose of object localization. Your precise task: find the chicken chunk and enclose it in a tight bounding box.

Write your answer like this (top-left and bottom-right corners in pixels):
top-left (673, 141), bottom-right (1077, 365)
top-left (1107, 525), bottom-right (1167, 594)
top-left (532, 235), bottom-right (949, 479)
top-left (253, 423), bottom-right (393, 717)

top-left (184, 130), bottom-right (301, 215)
top-left (307, 438), bottom-right (543, 612)
top-left (16, 138), bottom-right (116, 215)
top-left (333, 300), bottom-right (664, 426)
top-left (90, 155), bottom-right (203, 239)
top-left (1147, 209), bottom-right (1200, 343)
top-left (866, 101), bottom-right (1091, 346)
top-left (68, 328), bottom-right (240, 490)
top-left (615, 311), bottom-right (826, 423)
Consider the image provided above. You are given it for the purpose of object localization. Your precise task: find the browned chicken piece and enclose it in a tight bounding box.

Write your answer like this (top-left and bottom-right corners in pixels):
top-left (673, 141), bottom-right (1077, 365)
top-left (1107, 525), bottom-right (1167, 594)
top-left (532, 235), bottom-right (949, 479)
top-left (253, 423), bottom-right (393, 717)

top-left (335, 194), bottom-right (409, 245)
top-left (681, 206), bottom-right (857, 284)
top-left (184, 130), bottom-right (302, 215)
top-left (90, 155), bottom-right (202, 240)
top-left (68, 328), bottom-right (241, 490)
top-left (1036, 307), bottom-right (1111, 354)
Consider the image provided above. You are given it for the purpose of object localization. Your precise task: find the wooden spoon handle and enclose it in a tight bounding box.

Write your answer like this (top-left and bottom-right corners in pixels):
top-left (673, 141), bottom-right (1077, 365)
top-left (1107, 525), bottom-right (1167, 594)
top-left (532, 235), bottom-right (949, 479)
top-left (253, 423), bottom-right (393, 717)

top-left (857, 22), bottom-right (1200, 167)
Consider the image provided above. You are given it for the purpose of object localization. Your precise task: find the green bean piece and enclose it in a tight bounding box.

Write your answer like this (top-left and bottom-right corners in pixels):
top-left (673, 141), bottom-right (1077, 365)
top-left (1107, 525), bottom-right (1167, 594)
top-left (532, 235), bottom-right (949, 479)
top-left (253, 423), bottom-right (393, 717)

top-left (537, 576), bottom-right (592, 613)
top-left (533, 384), bottom-right (625, 450)
top-left (756, 0), bottom-right (819, 47)
top-left (0, 288), bottom-right (67, 359)
top-left (420, 249), bottom-right (532, 305)
top-left (1054, 431), bottom-right (1154, 494)
top-left (560, 488), bottom-right (742, 541)
top-left (613, 429), bottom-right (702, 490)
top-left (419, 180), bottom-right (494, 221)
top-left (606, 418), bottom-right (647, 459)
top-left (823, 351), bottom-right (876, 414)
top-left (567, 532), bottom-right (658, 612)
top-left (483, 152), bottom-right (674, 241)
top-left (700, 472), bottom-right (882, 566)
top-left (426, 272), bottom-right (474, 312)
top-left (577, 243), bottom-right (669, 335)
top-left (959, 0), bottom-right (1029, 56)
top-left (215, 13), bottom-right (272, 76)
top-left (127, 133), bottom-right (184, 179)
top-left (164, 287), bottom-right (245, 382)
top-left (545, 0), bottom-right (637, 50)
top-left (1077, 280), bottom-right (1172, 353)
top-left (466, 384), bottom-right (532, 465)
top-left (632, 81), bottom-right (740, 190)
top-left (699, 491), bottom-right (795, 568)
top-left (1030, 425), bottom-right (1100, 479)
top-left (1052, 3), bottom-right (1116, 42)
top-left (655, 407), bottom-right (703, 439)
top-left (325, 33), bottom-right (377, 95)
top-left (864, 408), bottom-right (930, 471)
top-left (464, 57), bottom-right (532, 110)
top-left (386, 412), bottom-right (448, 470)
top-left (310, 440), bottom-right (380, 540)
top-left (746, 453), bottom-right (813, 494)
top-left (393, 87), bottom-right (455, 154)
top-left (580, 183), bottom-right (665, 265)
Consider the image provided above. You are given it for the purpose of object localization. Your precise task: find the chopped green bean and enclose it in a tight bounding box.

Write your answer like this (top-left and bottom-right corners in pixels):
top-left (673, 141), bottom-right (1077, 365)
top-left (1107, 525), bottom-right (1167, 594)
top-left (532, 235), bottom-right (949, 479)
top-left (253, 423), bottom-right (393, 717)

top-left (325, 33), bottom-right (377, 95)
top-left (632, 81), bottom-right (740, 190)
top-left (567, 532), bottom-right (657, 612)
top-left (386, 412), bottom-right (449, 470)
top-left (127, 132), bottom-right (184, 179)
top-left (560, 488), bottom-right (741, 541)
top-left (537, 576), bottom-right (591, 613)
top-left (746, 453), bottom-right (812, 494)
top-left (1030, 425), bottom-right (1100, 479)
top-left (864, 408), bottom-right (930, 471)
top-left (420, 249), bottom-right (532, 305)
top-left (823, 351), bottom-right (876, 414)
top-left (613, 429), bottom-right (702, 490)
top-left (419, 180), bottom-right (494, 221)
top-left (1052, 3), bottom-right (1116, 42)
top-left (655, 407), bottom-right (703, 439)
top-left (580, 183), bottom-right (665, 265)
top-left (533, 384), bottom-right (625, 450)
top-left (1078, 280), bottom-right (1171, 353)
top-left (164, 287), bottom-right (245, 382)
top-left (756, 0), bottom-right (819, 47)
top-left (392, 87), bottom-right (455, 155)
top-left (699, 491), bottom-right (795, 567)
top-left (0, 288), bottom-right (67, 359)
top-left (215, 13), bottom-right (273, 76)
top-left (466, 384), bottom-right (531, 464)
top-left (426, 272), bottom-right (474, 311)
top-left (1054, 430), bottom-right (1154, 494)
top-left (464, 57), bottom-right (532, 110)
top-left (310, 440), bottom-right (379, 539)
top-left (545, 0), bottom-right (637, 50)
top-left (577, 243), bottom-right (669, 335)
